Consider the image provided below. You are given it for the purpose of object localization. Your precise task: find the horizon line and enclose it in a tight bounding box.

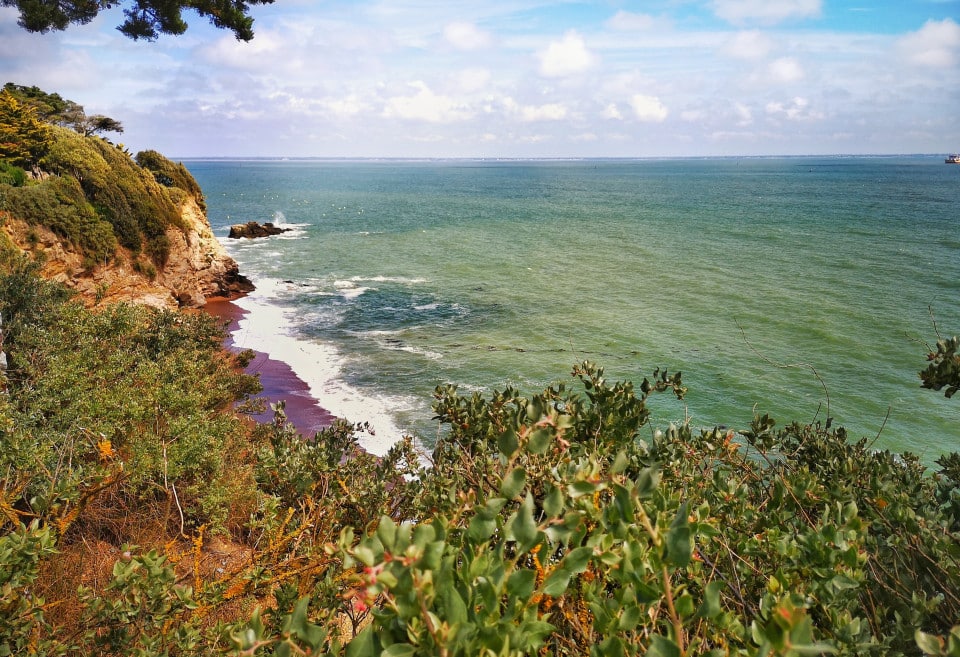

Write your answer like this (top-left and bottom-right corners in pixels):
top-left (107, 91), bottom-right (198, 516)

top-left (175, 153), bottom-right (946, 162)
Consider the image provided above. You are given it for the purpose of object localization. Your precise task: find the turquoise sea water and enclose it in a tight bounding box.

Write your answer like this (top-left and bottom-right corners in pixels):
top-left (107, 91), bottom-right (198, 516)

top-left (187, 157), bottom-right (960, 460)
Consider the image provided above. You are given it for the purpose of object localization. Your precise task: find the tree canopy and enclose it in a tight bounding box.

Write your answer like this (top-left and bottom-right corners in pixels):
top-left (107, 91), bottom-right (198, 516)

top-left (0, 89), bottom-right (52, 169)
top-left (0, 0), bottom-right (274, 41)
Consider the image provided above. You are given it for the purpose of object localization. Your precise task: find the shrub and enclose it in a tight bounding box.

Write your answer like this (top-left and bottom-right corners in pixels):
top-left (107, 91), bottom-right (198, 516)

top-left (0, 174), bottom-right (119, 264)
top-left (135, 149), bottom-right (206, 213)
top-left (0, 160), bottom-right (26, 187)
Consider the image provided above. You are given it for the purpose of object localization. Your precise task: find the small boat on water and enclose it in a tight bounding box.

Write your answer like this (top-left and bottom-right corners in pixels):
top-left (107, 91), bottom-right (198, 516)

top-left (946, 154), bottom-right (960, 164)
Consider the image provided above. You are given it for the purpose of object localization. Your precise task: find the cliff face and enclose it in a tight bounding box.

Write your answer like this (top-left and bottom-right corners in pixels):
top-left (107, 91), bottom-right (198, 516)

top-left (1, 196), bottom-right (252, 310)
top-left (0, 132), bottom-right (253, 309)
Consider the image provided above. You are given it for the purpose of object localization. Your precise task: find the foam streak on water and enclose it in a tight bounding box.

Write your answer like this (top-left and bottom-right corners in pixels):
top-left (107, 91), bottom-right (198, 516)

top-left (190, 157), bottom-right (960, 461)
top-left (229, 278), bottom-right (410, 455)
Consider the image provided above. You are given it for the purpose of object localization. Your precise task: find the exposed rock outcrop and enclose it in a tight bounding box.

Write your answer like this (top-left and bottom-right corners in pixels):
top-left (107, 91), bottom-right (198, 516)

top-left (228, 221), bottom-right (291, 239)
top-left (1, 197), bottom-right (253, 310)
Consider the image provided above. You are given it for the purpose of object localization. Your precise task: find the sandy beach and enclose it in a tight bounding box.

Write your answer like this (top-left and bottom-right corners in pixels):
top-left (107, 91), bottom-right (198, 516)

top-left (203, 298), bottom-right (336, 436)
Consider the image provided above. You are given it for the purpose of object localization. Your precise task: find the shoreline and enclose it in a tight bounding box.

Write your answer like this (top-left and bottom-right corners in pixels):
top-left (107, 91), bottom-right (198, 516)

top-left (203, 297), bottom-right (336, 436)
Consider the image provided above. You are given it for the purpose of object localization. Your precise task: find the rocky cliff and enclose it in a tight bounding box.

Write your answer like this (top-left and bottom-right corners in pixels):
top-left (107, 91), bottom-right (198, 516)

top-left (1, 198), bottom-right (251, 309)
top-left (0, 131), bottom-right (252, 309)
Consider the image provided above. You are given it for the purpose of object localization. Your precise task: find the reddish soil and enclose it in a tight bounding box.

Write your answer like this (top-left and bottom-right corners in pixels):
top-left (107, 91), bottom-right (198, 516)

top-left (204, 298), bottom-right (336, 436)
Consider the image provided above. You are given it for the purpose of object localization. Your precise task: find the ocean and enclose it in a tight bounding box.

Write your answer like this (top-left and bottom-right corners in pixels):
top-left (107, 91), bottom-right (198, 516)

top-left (186, 157), bottom-right (960, 461)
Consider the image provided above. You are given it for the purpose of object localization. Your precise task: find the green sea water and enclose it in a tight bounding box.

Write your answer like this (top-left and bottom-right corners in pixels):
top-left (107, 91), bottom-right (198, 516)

top-left (187, 157), bottom-right (960, 459)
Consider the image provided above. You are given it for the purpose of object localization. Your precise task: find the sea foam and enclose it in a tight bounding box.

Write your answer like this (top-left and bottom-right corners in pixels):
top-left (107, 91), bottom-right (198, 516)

top-left (229, 278), bottom-right (410, 456)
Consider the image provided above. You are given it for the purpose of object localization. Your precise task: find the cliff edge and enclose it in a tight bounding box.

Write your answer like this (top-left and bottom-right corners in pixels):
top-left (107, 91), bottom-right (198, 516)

top-left (0, 126), bottom-right (252, 309)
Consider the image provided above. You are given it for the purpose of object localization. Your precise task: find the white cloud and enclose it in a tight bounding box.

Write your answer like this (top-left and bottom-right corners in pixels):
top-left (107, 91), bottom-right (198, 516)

top-left (520, 103), bottom-right (568, 121)
top-left (712, 0), bottom-right (821, 25)
top-left (201, 31), bottom-right (286, 70)
top-left (322, 94), bottom-right (367, 118)
top-left (605, 11), bottom-right (656, 32)
top-left (898, 18), bottom-right (960, 68)
top-left (630, 95), bottom-right (668, 122)
top-left (603, 103), bottom-right (623, 120)
top-left (768, 57), bottom-right (804, 82)
top-left (723, 30), bottom-right (774, 60)
top-left (502, 97), bottom-right (568, 122)
top-left (455, 67), bottom-right (491, 93)
top-left (537, 31), bottom-right (597, 78)
top-left (734, 102), bottom-right (753, 125)
top-left (766, 96), bottom-right (821, 120)
top-left (383, 81), bottom-right (473, 123)
top-left (443, 21), bottom-right (492, 51)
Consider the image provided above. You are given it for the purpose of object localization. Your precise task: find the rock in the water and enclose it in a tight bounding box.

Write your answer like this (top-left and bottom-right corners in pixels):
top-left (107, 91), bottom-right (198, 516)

top-left (228, 221), bottom-right (291, 239)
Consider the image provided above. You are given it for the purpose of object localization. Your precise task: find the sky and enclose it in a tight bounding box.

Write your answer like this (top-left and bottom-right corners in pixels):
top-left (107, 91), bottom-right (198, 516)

top-left (1, 0), bottom-right (959, 158)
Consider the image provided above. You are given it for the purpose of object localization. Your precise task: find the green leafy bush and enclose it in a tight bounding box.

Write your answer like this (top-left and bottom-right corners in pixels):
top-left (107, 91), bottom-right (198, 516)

top-left (135, 149), bottom-right (206, 212)
top-left (0, 263), bottom-right (957, 656)
top-left (0, 267), bottom-right (262, 536)
top-left (0, 174), bottom-right (118, 265)
top-left (0, 160), bottom-right (26, 187)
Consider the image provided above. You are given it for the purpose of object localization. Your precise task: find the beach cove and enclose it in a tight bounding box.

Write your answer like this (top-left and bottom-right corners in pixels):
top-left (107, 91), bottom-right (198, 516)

top-left (190, 157), bottom-right (960, 460)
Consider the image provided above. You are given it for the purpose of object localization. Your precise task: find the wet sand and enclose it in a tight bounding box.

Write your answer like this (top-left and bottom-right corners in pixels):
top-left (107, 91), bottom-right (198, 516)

top-left (204, 298), bottom-right (336, 436)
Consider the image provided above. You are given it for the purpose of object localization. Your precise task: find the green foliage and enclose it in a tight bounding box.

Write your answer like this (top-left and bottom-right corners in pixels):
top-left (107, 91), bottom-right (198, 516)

top-left (921, 336), bottom-right (960, 398)
top-left (136, 149), bottom-right (207, 212)
top-left (0, 88), bottom-right (53, 169)
top-left (0, 263), bottom-right (956, 657)
top-left (0, 522), bottom-right (58, 657)
top-left (0, 0), bottom-right (276, 41)
top-left (78, 547), bottom-right (201, 655)
top-left (0, 269), bottom-right (261, 534)
top-left (0, 173), bottom-right (119, 265)
top-left (2, 83), bottom-right (73, 124)
top-left (0, 160), bottom-right (26, 187)
top-left (4, 83), bottom-right (123, 139)
top-left (0, 123), bottom-right (204, 266)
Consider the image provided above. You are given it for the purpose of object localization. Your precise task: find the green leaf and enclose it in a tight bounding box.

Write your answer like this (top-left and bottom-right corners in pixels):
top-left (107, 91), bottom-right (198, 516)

top-left (501, 467), bottom-right (527, 499)
top-left (675, 592), bottom-right (695, 618)
top-left (568, 480), bottom-right (598, 499)
top-left (541, 568), bottom-right (573, 596)
top-left (498, 428), bottom-right (519, 458)
top-left (510, 494), bottom-right (539, 553)
top-left (790, 643), bottom-right (838, 655)
top-left (598, 636), bottom-right (626, 657)
top-left (696, 580), bottom-right (723, 620)
top-left (664, 503), bottom-right (692, 568)
top-left (353, 545), bottom-right (376, 567)
top-left (467, 498), bottom-right (505, 542)
top-left (618, 604), bottom-right (641, 631)
top-left (506, 568), bottom-right (536, 599)
top-left (383, 644), bottom-right (417, 657)
top-left (376, 516), bottom-right (397, 552)
top-left (916, 631), bottom-right (945, 656)
top-left (444, 586), bottom-right (468, 625)
top-left (563, 546), bottom-right (594, 574)
top-left (611, 450), bottom-right (630, 474)
top-left (543, 485), bottom-right (564, 518)
top-left (345, 625), bottom-right (375, 657)
top-left (636, 467), bottom-right (660, 498)
top-left (412, 523), bottom-right (436, 549)
top-left (468, 511), bottom-right (496, 542)
top-left (646, 634), bottom-right (681, 657)
top-left (517, 620), bottom-right (555, 649)
top-left (419, 540), bottom-right (445, 571)
top-left (528, 427), bottom-right (552, 454)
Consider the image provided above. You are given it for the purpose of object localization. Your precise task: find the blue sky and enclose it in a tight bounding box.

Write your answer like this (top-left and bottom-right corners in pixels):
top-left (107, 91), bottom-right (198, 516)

top-left (1, 1), bottom-right (958, 157)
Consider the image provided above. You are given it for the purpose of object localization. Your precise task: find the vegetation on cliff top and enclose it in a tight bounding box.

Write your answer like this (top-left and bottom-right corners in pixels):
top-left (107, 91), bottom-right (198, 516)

top-left (0, 84), bottom-right (204, 271)
top-left (0, 257), bottom-right (957, 656)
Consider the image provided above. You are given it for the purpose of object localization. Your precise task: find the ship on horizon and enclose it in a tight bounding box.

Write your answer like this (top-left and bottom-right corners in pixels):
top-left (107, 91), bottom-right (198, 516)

top-left (946, 154), bottom-right (960, 164)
